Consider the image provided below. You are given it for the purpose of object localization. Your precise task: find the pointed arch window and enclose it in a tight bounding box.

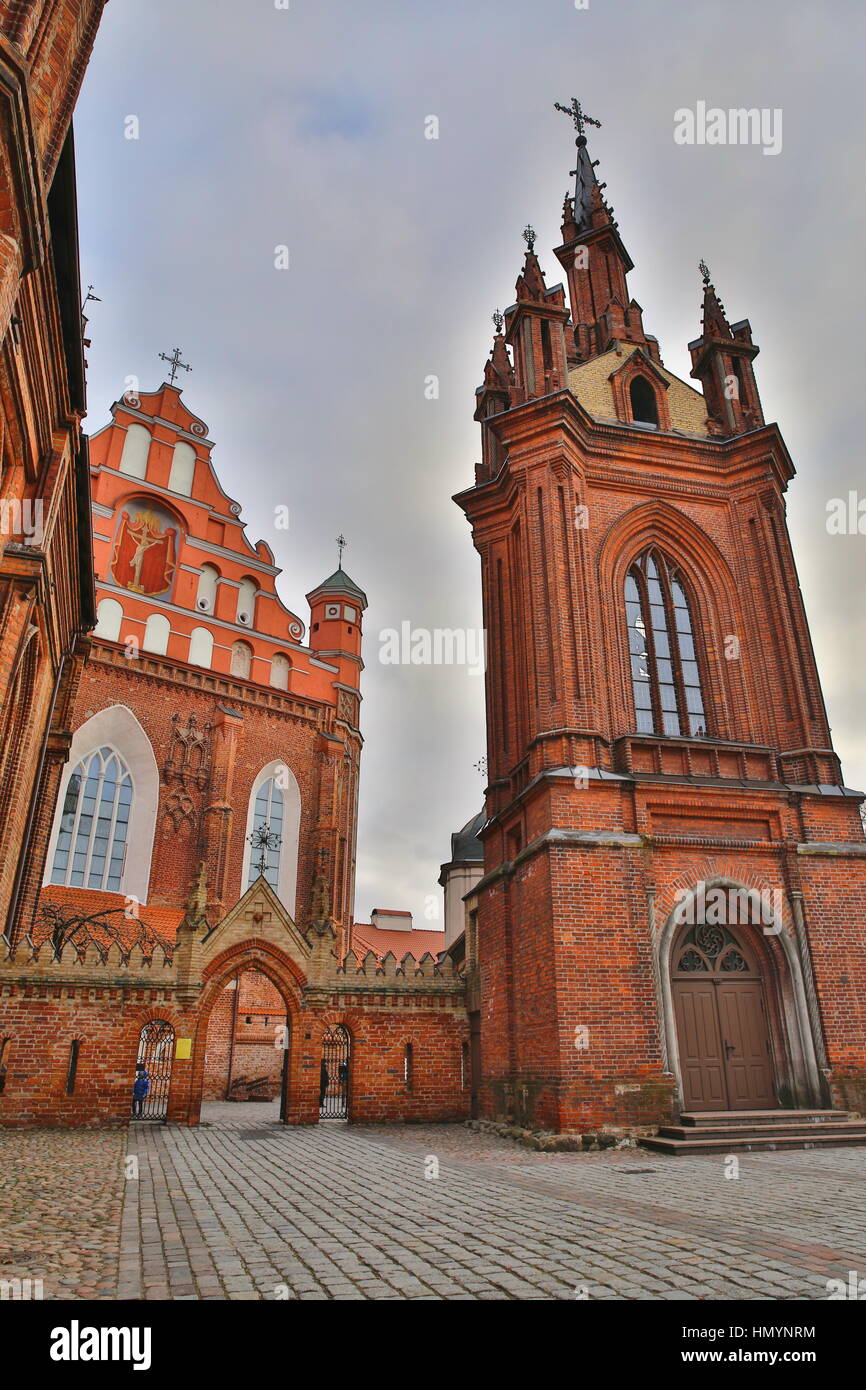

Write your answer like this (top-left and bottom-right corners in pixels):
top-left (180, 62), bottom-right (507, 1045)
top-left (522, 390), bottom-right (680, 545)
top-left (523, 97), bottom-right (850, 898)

top-left (246, 778), bottom-right (284, 892)
top-left (49, 746), bottom-right (133, 890)
top-left (624, 550), bottom-right (707, 737)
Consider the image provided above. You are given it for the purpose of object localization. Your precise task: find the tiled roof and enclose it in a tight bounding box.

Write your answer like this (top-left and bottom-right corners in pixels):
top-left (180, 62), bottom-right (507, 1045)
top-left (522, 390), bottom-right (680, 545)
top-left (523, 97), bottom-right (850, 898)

top-left (348, 922), bottom-right (447, 965)
top-left (36, 886), bottom-right (182, 950)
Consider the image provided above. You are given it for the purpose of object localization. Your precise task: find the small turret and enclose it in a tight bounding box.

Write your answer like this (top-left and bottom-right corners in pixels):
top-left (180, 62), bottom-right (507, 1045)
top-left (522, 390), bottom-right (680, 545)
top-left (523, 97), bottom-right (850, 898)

top-left (306, 564), bottom-right (366, 686)
top-left (688, 262), bottom-right (764, 437)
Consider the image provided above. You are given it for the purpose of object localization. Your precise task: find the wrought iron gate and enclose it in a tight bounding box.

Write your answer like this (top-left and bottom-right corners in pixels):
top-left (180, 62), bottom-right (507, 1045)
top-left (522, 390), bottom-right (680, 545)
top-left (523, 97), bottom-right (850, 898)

top-left (134, 1019), bottom-right (175, 1120)
top-left (319, 1025), bottom-right (350, 1119)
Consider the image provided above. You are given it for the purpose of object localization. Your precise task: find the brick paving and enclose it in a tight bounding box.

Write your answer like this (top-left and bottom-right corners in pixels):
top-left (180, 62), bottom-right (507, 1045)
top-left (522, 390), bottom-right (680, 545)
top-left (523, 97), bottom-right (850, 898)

top-left (117, 1102), bottom-right (866, 1300)
top-left (2, 1106), bottom-right (864, 1300)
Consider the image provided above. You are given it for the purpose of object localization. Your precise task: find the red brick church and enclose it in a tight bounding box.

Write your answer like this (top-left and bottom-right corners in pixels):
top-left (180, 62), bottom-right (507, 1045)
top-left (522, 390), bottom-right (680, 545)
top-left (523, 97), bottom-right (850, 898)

top-left (454, 100), bottom-right (866, 1146)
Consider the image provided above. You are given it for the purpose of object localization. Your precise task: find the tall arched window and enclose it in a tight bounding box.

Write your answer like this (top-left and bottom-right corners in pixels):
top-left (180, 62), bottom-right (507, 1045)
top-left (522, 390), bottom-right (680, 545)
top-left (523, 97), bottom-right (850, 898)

top-left (624, 550), bottom-right (707, 738)
top-left (246, 778), bottom-right (284, 891)
top-left (629, 375), bottom-right (658, 426)
top-left (241, 760), bottom-right (301, 912)
top-left (118, 423), bottom-right (151, 478)
top-left (49, 746), bottom-right (132, 891)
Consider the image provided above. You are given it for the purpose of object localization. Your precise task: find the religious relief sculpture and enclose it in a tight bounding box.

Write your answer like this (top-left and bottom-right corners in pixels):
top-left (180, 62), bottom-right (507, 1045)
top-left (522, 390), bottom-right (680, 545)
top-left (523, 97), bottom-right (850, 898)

top-left (111, 503), bottom-right (179, 596)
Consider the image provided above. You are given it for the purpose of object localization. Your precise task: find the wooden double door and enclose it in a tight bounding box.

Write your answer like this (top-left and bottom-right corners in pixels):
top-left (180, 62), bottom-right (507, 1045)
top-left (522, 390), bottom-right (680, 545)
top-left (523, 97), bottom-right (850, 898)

top-left (672, 923), bottom-right (776, 1112)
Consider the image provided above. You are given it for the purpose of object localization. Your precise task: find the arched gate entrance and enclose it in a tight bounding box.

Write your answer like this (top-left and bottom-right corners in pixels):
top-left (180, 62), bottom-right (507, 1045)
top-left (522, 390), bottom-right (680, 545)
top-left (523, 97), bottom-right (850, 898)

top-left (135, 1019), bottom-right (175, 1120)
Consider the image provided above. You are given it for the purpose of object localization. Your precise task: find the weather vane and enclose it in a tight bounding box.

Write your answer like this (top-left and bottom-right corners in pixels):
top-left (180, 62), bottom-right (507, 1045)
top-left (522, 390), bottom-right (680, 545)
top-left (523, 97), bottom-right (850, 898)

top-left (698, 259), bottom-right (712, 286)
top-left (522, 224), bottom-right (536, 253)
top-left (554, 98), bottom-right (602, 140)
top-left (159, 346), bottom-right (192, 386)
top-left (336, 533), bottom-right (347, 566)
top-left (492, 309), bottom-right (504, 334)
top-left (81, 284), bottom-right (101, 313)
top-left (247, 823), bottom-right (282, 877)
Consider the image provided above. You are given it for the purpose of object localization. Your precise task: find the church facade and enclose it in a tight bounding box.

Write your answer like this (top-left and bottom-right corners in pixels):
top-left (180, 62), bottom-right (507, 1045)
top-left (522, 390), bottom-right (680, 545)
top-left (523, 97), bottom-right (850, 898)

top-left (0, 381), bottom-right (469, 1126)
top-left (455, 105), bottom-right (866, 1135)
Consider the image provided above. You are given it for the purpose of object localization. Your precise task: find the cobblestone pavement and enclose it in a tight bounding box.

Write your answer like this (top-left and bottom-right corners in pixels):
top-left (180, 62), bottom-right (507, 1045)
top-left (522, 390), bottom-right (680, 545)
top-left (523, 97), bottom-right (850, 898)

top-left (0, 1127), bottom-right (125, 1299)
top-left (110, 1102), bottom-right (866, 1301)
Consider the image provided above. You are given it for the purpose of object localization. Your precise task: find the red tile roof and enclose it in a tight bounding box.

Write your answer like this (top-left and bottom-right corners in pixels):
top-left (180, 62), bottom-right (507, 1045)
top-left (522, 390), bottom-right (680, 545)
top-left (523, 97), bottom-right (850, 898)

top-left (347, 921), bottom-right (447, 965)
top-left (36, 886), bottom-right (182, 951)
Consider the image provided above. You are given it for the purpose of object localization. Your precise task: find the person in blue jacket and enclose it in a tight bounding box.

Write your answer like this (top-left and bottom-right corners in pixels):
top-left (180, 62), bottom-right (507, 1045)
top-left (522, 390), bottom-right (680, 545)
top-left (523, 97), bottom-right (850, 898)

top-left (132, 1063), bottom-right (150, 1117)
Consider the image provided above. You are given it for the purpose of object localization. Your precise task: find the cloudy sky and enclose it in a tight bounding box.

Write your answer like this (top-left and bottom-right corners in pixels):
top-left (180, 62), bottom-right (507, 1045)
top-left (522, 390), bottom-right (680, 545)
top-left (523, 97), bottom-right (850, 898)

top-left (73, 0), bottom-right (866, 926)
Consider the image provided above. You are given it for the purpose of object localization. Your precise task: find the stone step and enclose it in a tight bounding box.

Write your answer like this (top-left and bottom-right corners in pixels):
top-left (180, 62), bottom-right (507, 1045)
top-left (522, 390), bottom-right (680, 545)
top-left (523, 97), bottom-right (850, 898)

top-left (677, 1109), bottom-right (847, 1128)
top-left (641, 1130), bottom-right (866, 1156)
top-left (657, 1119), bottom-right (866, 1143)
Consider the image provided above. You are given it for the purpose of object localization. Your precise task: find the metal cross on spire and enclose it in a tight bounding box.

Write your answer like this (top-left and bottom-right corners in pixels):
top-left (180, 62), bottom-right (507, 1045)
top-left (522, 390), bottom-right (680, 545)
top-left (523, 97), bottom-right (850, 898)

top-left (336, 533), bottom-right (347, 566)
top-left (522, 224), bottom-right (537, 253)
top-left (554, 98), bottom-right (602, 139)
top-left (698, 259), bottom-right (712, 286)
top-left (159, 346), bottom-right (192, 386)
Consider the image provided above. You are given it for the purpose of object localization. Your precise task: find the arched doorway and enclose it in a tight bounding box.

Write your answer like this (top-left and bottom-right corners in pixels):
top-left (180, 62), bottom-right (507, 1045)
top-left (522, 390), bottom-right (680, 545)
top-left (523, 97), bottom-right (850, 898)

top-left (202, 969), bottom-right (289, 1107)
top-left (320, 1025), bottom-right (350, 1119)
top-left (135, 1019), bottom-right (175, 1120)
top-left (671, 920), bottom-right (777, 1111)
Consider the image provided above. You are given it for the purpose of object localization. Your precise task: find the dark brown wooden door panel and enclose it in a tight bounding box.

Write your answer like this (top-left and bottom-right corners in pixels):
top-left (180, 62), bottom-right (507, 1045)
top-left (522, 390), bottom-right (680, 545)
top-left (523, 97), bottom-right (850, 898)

top-left (718, 982), bottom-right (776, 1110)
top-left (673, 981), bottom-right (727, 1111)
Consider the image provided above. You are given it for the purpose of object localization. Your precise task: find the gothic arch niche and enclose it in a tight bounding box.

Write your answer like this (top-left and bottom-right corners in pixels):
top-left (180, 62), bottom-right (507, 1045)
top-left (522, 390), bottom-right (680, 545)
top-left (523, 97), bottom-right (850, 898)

top-left (43, 705), bottom-right (159, 905)
top-left (657, 877), bottom-right (824, 1113)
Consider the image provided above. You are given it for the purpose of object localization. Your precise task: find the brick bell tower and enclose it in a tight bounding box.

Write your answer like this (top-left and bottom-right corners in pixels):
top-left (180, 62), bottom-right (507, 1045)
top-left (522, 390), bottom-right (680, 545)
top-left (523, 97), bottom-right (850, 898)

top-left (455, 100), bottom-right (866, 1136)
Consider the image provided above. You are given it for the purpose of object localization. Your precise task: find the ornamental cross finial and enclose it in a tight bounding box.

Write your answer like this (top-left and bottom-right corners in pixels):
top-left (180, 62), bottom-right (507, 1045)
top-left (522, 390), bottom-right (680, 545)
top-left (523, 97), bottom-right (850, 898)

top-left (699, 259), bottom-right (712, 287)
top-left (554, 97), bottom-right (602, 139)
top-left (522, 224), bottom-right (536, 253)
top-left (247, 822), bottom-right (282, 878)
top-left (336, 533), bottom-right (347, 566)
top-left (159, 346), bottom-right (192, 386)
top-left (492, 308), bottom-right (504, 334)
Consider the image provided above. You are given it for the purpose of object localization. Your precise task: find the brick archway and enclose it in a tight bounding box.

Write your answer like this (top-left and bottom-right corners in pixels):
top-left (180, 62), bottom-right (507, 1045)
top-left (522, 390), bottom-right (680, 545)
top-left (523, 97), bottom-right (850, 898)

top-left (176, 939), bottom-right (307, 1126)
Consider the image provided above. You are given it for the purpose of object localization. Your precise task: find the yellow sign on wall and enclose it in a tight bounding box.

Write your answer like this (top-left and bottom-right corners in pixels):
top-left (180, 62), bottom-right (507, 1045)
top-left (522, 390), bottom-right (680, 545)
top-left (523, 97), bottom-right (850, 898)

top-left (175, 1037), bottom-right (192, 1060)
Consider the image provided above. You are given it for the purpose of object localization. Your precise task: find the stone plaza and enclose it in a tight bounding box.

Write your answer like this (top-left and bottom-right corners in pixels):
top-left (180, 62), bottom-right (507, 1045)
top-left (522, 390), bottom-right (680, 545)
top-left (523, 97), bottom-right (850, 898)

top-left (0, 1104), bottom-right (863, 1302)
